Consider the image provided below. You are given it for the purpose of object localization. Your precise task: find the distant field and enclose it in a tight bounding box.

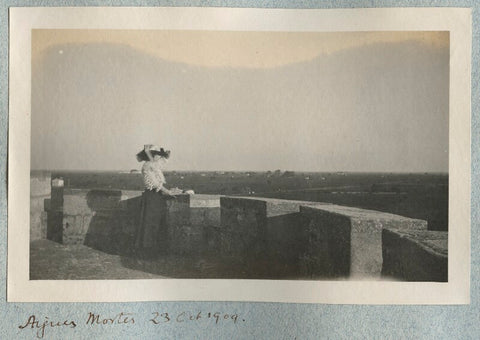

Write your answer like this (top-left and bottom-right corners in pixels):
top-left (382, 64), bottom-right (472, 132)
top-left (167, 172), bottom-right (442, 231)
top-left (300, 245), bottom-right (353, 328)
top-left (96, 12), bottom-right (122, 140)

top-left (48, 170), bottom-right (448, 231)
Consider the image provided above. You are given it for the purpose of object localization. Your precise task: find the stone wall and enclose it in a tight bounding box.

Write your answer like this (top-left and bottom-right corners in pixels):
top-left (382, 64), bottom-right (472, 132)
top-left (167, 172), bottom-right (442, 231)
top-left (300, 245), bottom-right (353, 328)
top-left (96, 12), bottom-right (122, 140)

top-left (172, 195), bottom-right (220, 256)
top-left (219, 197), bottom-right (331, 277)
top-left (63, 189), bottom-right (143, 254)
top-left (300, 205), bottom-right (427, 279)
top-left (219, 197), bottom-right (267, 261)
top-left (219, 196), bottom-right (445, 280)
top-left (382, 228), bottom-right (448, 281)
top-left (38, 183), bottom-right (447, 281)
top-left (30, 171), bottom-right (51, 241)
top-left (257, 184), bottom-right (448, 231)
top-left (47, 188), bottom-right (220, 256)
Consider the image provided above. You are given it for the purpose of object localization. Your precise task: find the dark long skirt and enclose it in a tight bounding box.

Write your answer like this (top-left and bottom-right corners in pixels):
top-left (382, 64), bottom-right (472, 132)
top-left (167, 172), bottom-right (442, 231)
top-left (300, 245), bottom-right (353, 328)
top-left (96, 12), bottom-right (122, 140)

top-left (134, 190), bottom-right (169, 258)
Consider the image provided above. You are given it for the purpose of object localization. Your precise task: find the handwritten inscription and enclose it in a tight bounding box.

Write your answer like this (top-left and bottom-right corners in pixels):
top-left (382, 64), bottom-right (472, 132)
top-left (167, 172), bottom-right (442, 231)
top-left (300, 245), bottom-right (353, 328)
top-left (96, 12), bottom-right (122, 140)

top-left (18, 315), bottom-right (77, 339)
top-left (19, 311), bottom-right (244, 338)
top-left (150, 311), bottom-right (242, 324)
top-left (86, 312), bottom-right (135, 325)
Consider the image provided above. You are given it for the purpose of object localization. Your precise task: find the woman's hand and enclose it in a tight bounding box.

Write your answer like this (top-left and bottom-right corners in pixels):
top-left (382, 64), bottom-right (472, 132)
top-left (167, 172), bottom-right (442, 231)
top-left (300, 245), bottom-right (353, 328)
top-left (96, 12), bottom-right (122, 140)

top-left (157, 187), bottom-right (176, 197)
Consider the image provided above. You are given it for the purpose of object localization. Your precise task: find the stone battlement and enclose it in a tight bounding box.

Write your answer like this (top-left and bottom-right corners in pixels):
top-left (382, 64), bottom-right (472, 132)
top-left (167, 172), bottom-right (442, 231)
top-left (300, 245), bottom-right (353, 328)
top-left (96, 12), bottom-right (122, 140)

top-left (30, 172), bottom-right (448, 281)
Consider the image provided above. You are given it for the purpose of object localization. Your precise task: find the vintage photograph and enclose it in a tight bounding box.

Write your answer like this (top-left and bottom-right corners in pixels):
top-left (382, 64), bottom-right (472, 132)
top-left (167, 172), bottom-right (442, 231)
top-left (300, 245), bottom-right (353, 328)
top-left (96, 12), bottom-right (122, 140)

top-left (29, 29), bottom-right (449, 282)
top-left (8, 6), bottom-right (471, 304)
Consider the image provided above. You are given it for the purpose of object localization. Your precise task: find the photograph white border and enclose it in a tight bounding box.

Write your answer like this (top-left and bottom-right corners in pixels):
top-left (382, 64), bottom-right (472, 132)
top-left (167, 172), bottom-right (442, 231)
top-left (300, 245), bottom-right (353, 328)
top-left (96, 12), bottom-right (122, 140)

top-left (8, 7), bottom-right (471, 303)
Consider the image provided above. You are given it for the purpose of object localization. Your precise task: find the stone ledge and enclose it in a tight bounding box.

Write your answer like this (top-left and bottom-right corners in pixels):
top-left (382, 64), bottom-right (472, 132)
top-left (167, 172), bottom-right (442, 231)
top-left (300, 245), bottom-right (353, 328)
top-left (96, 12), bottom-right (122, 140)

top-left (384, 229), bottom-right (448, 256)
top-left (382, 228), bottom-right (447, 281)
top-left (299, 205), bottom-right (428, 278)
top-left (221, 196), bottom-right (330, 217)
top-left (190, 194), bottom-right (221, 208)
top-left (300, 205), bottom-right (428, 228)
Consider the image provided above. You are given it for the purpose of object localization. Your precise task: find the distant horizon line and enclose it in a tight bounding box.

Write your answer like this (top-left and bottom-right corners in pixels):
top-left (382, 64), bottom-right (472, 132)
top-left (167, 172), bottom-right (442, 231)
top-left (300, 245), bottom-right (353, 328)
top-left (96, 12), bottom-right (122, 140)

top-left (30, 168), bottom-right (449, 174)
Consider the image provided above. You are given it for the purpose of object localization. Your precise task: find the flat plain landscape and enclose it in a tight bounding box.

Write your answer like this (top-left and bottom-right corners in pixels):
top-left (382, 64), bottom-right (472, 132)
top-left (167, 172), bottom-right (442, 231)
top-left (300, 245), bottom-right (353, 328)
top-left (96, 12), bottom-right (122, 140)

top-left (49, 171), bottom-right (448, 231)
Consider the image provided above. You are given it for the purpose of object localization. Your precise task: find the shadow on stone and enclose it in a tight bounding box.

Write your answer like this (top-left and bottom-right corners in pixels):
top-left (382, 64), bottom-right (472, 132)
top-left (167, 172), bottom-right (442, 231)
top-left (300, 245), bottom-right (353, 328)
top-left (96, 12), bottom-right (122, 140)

top-left (83, 189), bottom-right (140, 256)
top-left (46, 186), bottom-right (64, 243)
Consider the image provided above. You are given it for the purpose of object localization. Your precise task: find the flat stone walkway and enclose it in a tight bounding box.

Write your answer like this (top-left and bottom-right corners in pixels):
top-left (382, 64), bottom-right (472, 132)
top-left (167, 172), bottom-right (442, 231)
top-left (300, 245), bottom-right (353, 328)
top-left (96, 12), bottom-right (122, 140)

top-left (30, 239), bottom-right (248, 280)
top-left (30, 239), bottom-right (304, 280)
top-left (30, 239), bottom-right (162, 280)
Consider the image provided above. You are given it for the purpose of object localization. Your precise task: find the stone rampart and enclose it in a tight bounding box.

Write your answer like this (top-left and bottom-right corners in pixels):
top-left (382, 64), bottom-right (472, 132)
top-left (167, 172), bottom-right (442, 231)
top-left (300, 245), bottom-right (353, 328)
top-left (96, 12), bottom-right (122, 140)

top-left (47, 188), bottom-right (220, 256)
top-left (30, 171), bottom-right (51, 241)
top-left (37, 183), bottom-right (447, 281)
top-left (219, 197), bottom-right (332, 276)
top-left (220, 197), bottom-right (432, 279)
top-left (300, 205), bottom-right (427, 279)
top-left (382, 228), bottom-right (447, 281)
top-left (174, 194), bottom-right (220, 256)
top-left (63, 189), bottom-right (143, 253)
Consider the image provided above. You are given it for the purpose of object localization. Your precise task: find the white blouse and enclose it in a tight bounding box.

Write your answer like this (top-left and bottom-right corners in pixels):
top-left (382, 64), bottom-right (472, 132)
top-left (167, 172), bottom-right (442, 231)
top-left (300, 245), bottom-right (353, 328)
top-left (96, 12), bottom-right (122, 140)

top-left (142, 160), bottom-right (166, 191)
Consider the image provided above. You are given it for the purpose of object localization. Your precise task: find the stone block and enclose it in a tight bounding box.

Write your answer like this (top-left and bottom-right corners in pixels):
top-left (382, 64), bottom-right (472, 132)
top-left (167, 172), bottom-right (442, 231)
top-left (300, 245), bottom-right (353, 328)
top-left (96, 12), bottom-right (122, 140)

top-left (30, 172), bottom-right (51, 241)
top-left (85, 189), bottom-right (123, 211)
top-left (190, 194), bottom-right (221, 208)
top-left (30, 212), bottom-right (42, 241)
top-left (382, 228), bottom-right (447, 281)
top-left (219, 197), bottom-right (329, 263)
top-left (203, 225), bottom-right (222, 255)
top-left (47, 210), bottom-right (63, 243)
top-left (219, 197), bottom-right (328, 265)
top-left (30, 171), bottom-right (51, 197)
top-left (218, 230), bottom-right (252, 259)
top-left (44, 198), bottom-right (51, 211)
top-left (63, 214), bottom-right (90, 245)
top-left (30, 196), bottom-right (46, 212)
top-left (220, 197), bottom-right (267, 258)
top-left (190, 207), bottom-right (221, 226)
top-left (50, 187), bottom-right (64, 210)
top-left (300, 205), bottom-right (427, 279)
top-left (63, 190), bottom-right (92, 215)
top-left (205, 207), bottom-right (221, 225)
top-left (266, 212), bottom-right (307, 267)
top-left (160, 195), bottom-right (221, 256)
top-left (190, 208), bottom-right (207, 225)
top-left (30, 197), bottom-right (49, 240)
top-left (166, 194), bottom-right (190, 227)
top-left (169, 224), bottom-right (205, 256)
top-left (29, 211), bottom-right (48, 240)
top-left (58, 189), bottom-right (142, 252)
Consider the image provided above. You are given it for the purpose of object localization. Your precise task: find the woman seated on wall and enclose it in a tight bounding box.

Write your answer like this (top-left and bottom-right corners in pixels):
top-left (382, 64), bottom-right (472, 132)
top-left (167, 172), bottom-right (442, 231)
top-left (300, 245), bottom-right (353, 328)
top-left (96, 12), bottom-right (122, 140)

top-left (133, 144), bottom-right (184, 259)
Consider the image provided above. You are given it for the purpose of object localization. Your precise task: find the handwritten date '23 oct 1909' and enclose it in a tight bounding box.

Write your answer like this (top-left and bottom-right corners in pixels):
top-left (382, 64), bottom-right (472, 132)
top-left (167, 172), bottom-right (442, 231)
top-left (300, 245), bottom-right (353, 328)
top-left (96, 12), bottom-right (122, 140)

top-left (19, 311), bottom-right (244, 338)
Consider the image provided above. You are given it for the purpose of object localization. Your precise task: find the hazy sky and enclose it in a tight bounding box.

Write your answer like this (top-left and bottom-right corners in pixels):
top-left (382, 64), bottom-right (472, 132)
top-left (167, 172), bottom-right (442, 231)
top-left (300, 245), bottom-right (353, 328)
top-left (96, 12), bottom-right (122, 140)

top-left (31, 30), bottom-right (449, 172)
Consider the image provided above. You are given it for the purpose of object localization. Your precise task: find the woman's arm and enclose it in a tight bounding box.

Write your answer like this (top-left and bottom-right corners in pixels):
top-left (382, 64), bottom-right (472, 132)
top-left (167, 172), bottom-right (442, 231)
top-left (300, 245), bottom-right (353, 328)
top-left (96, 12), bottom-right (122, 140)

top-left (144, 144), bottom-right (154, 161)
top-left (155, 184), bottom-right (174, 196)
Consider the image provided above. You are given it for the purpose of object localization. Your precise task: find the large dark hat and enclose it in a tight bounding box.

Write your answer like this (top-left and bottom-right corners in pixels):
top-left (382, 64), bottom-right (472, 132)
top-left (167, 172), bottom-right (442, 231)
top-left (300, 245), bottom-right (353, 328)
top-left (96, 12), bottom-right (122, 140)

top-left (136, 145), bottom-right (170, 162)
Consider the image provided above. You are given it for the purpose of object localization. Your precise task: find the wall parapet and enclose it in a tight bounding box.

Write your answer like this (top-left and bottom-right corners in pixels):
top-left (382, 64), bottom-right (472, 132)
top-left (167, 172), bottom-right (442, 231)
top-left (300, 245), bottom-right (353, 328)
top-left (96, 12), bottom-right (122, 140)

top-left (30, 171), bottom-right (51, 241)
top-left (38, 186), bottom-right (446, 281)
top-left (382, 228), bottom-right (447, 281)
top-left (47, 188), bottom-right (221, 256)
top-left (299, 204), bottom-right (427, 279)
top-left (220, 196), bottom-right (431, 279)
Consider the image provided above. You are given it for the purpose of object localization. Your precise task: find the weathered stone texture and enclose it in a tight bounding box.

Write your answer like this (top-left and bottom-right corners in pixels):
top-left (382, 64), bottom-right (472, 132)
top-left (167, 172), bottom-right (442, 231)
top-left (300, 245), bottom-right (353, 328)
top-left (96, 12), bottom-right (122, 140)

top-left (382, 228), bottom-right (447, 281)
top-left (30, 239), bottom-right (161, 280)
top-left (299, 208), bottom-right (352, 278)
top-left (45, 189), bottom-right (221, 257)
top-left (219, 197), bottom-right (327, 276)
top-left (30, 171), bottom-right (51, 241)
top-left (36, 186), bottom-right (447, 281)
top-left (220, 197), bottom-right (268, 260)
top-left (218, 196), bottom-right (431, 279)
top-left (299, 205), bottom-right (428, 279)
top-left (30, 211), bottom-right (48, 241)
